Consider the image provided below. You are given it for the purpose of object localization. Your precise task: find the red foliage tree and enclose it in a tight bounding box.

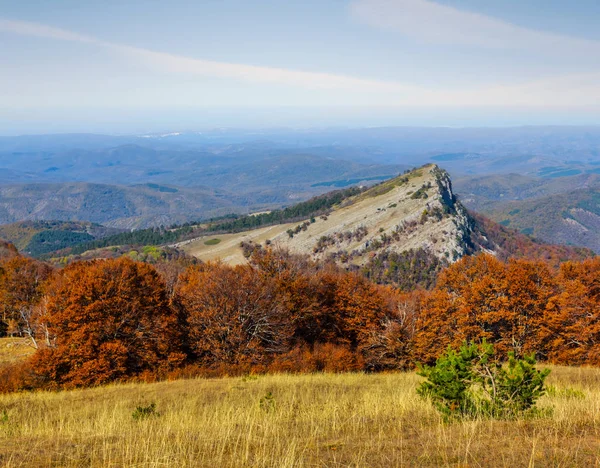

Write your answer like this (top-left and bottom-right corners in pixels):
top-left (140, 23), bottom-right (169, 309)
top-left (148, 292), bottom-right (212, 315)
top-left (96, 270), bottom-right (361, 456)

top-left (414, 254), bottom-right (558, 363)
top-left (176, 249), bottom-right (412, 372)
top-left (176, 262), bottom-right (293, 367)
top-left (30, 258), bottom-right (186, 388)
top-left (0, 255), bottom-right (53, 339)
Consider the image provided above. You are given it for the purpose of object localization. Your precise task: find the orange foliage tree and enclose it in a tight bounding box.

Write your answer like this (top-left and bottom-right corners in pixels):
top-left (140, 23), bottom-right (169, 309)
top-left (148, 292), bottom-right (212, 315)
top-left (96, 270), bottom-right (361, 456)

top-left (542, 258), bottom-right (600, 365)
top-left (30, 258), bottom-right (186, 388)
top-left (5, 244), bottom-right (600, 392)
top-left (414, 254), bottom-right (558, 364)
top-left (175, 248), bottom-right (412, 372)
top-left (250, 248), bottom-right (410, 370)
top-left (175, 262), bottom-right (292, 368)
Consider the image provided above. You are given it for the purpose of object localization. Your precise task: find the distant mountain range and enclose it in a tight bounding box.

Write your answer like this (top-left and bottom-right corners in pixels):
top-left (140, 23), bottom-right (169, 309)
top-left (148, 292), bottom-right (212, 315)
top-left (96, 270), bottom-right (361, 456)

top-left (2, 127), bottom-right (600, 249)
top-left (0, 182), bottom-right (251, 229)
top-left (0, 139), bottom-right (408, 228)
top-left (454, 173), bottom-right (600, 252)
top-left (0, 165), bottom-right (592, 279)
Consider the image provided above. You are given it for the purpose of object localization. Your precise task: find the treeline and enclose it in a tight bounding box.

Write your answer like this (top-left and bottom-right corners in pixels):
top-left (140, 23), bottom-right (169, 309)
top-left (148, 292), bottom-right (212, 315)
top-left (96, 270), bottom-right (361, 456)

top-left (60, 225), bottom-right (195, 257)
top-left (49, 186), bottom-right (364, 258)
top-left (1, 247), bottom-right (599, 392)
top-left (210, 186), bottom-right (363, 233)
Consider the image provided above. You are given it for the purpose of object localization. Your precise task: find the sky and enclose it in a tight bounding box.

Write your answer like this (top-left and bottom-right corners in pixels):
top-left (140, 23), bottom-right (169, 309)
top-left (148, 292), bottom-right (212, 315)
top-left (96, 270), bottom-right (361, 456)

top-left (1, 0), bottom-right (600, 134)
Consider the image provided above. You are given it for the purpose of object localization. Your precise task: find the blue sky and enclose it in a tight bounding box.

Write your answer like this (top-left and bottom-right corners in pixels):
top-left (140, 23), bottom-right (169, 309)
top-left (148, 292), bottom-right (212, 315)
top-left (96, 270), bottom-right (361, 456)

top-left (1, 0), bottom-right (600, 133)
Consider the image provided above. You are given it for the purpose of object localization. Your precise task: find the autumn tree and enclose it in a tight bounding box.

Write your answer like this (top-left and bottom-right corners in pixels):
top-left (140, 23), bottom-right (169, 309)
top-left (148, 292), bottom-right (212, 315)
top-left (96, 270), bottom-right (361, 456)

top-left (502, 259), bottom-right (557, 358)
top-left (30, 258), bottom-right (186, 388)
top-left (318, 270), bottom-right (393, 351)
top-left (176, 262), bottom-right (292, 368)
top-left (0, 255), bottom-right (53, 340)
top-left (175, 248), bottom-right (412, 372)
top-left (414, 255), bottom-right (506, 363)
top-left (361, 289), bottom-right (423, 370)
top-left (248, 248), bottom-right (329, 348)
top-left (414, 254), bottom-right (558, 363)
top-left (542, 258), bottom-right (600, 365)
top-left (0, 240), bottom-right (18, 261)
top-left (250, 248), bottom-right (402, 352)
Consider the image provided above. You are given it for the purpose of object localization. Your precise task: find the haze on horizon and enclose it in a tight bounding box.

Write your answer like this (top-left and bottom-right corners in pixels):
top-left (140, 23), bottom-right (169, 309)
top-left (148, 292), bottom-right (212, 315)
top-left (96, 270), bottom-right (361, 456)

top-left (2, 0), bottom-right (600, 134)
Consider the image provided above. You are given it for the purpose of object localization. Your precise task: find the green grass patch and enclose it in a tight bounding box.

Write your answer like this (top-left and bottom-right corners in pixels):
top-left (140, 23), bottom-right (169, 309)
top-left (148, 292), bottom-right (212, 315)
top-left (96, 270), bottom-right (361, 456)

top-left (204, 238), bottom-right (222, 246)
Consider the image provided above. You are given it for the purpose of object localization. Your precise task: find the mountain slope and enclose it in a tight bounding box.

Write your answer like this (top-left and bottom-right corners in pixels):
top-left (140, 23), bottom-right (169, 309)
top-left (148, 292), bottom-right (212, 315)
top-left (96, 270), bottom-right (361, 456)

top-left (178, 164), bottom-right (592, 266)
top-left (479, 189), bottom-right (600, 253)
top-left (0, 221), bottom-right (123, 257)
top-left (454, 172), bottom-right (600, 212)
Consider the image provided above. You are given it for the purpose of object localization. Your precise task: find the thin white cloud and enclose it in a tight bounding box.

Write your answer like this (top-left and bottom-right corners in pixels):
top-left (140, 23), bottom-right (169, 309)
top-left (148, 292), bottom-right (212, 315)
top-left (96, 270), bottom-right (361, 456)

top-left (349, 0), bottom-right (600, 56)
top-left (0, 17), bottom-right (415, 93)
top-left (0, 18), bottom-right (98, 44)
top-left (116, 45), bottom-right (416, 92)
top-left (1, 16), bottom-right (600, 108)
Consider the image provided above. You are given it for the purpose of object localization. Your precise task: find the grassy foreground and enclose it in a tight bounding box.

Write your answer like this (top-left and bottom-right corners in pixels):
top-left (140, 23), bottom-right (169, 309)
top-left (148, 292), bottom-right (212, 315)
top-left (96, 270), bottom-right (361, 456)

top-left (0, 367), bottom-right (599, 467)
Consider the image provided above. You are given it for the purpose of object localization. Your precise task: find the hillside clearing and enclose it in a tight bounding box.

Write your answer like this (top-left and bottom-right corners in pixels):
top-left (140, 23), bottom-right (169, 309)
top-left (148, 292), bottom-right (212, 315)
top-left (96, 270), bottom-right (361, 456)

top-left (1, 368), bottom-right (599, 466)
top-left (0, 338), bottom-right (35, 366)
top-left (179, 223), bottom-right (298, 264)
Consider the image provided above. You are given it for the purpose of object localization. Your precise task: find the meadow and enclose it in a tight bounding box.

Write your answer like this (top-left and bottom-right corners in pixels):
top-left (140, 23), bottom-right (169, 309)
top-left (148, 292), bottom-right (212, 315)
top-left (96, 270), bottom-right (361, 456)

top-left (0, 350), bottom-right (599, 467)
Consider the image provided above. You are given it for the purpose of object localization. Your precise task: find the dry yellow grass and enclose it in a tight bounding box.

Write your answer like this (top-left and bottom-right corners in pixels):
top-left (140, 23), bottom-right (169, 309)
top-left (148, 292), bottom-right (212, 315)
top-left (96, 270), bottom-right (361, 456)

top-left (1, 367), bottom-right (599, 466)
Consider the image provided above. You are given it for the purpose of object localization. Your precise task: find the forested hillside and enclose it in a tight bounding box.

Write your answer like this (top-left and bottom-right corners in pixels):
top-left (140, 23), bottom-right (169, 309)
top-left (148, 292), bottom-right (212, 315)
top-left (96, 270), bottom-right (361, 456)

top-left (484, 189), bottom-right (600, 253)
top-left (0, 221), bottom-right (122, 257)
top-left (455, 173), bottom-right (600, 253)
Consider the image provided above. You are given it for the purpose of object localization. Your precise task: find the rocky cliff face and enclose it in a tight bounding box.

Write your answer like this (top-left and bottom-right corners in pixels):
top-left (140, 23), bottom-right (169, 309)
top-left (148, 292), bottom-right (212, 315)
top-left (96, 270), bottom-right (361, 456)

top-left (270, 164), bottom-right (468, 263)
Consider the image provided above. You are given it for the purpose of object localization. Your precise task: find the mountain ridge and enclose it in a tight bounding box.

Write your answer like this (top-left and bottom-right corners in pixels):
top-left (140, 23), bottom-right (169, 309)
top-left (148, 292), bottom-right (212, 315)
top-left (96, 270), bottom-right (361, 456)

top-left (176, 164), bottom-right (592, 267)
top-left (4, 164), bottom-right (592, 273)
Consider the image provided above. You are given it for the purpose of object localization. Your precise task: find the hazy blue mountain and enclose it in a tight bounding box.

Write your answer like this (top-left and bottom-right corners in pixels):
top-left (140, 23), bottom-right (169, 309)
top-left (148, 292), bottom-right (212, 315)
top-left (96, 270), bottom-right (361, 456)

top-left (2, 126), bottom-right (600, 229)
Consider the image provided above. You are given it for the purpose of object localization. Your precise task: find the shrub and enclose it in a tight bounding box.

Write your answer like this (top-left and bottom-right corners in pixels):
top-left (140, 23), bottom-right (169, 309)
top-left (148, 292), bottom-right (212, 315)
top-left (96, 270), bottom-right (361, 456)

top-left (0, 361), bottom-right (39, 393)
top-left (268, 344), bottom-right (365, 373)
top-left (132, 402), bottom-right (160, 421)
top-left (417, 341), bottom-right (550, 419)
top-left (259, 392), bottom-right (276, 413)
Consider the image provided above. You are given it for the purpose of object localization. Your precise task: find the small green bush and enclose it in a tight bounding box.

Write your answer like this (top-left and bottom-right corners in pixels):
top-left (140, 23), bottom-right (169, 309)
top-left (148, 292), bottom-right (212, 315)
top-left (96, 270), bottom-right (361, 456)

top-left (204, 238), bottom-right (221, 246)
top-left (259, 392), bottom-right (276, 413)
top-left (132, 402), bottom-right (160, 421)
top-left (417, 341), bottom-right (550, 419)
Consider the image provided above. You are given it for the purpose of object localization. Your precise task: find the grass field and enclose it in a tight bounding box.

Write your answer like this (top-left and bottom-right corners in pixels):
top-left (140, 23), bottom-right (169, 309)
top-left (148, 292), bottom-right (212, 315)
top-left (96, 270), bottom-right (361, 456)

top-left (1, 366), bottom-right (599, 467)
